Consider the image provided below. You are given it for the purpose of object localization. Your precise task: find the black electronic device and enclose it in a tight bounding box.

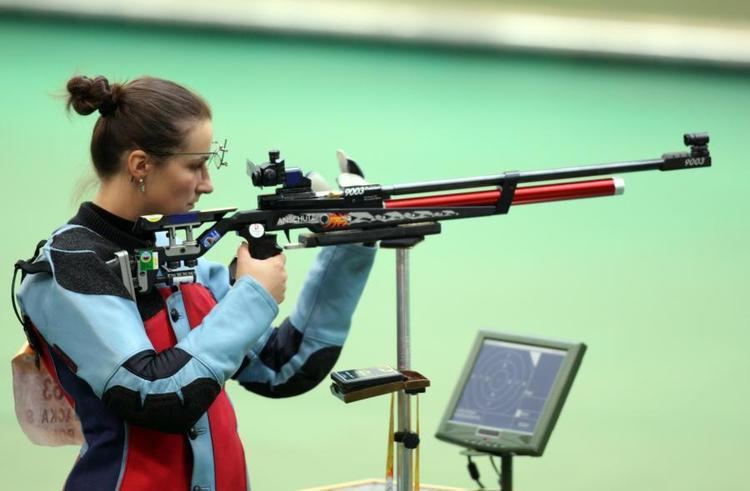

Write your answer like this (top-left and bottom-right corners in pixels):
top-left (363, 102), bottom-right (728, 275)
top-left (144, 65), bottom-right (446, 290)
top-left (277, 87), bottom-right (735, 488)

top-left (330, 366), bottom-right (406, 393)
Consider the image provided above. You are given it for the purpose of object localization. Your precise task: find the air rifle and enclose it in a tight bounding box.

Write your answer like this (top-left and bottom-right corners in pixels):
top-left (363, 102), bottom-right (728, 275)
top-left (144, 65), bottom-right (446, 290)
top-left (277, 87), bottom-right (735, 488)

top-left (120, 132), bottom-right (710, 296)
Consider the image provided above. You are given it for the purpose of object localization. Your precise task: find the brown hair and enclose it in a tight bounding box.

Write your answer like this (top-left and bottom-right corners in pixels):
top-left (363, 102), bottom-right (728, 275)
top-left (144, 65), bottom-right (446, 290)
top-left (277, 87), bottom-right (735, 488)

top-left (66, 75), bottom-right (212, 179)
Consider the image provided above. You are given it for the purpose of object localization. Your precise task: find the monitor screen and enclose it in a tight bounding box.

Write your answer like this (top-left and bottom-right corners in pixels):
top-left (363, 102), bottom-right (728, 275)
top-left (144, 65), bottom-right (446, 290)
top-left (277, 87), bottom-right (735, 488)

top-left (449, 340), bottom-right (567, 435)
top-left (436, 331), bottom-right (585, 456)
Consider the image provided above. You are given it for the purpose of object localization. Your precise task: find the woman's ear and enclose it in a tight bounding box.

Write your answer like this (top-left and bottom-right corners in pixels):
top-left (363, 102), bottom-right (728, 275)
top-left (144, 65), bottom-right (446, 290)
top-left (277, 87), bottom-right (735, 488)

top-left (126, 149), bottom-right (150, 180)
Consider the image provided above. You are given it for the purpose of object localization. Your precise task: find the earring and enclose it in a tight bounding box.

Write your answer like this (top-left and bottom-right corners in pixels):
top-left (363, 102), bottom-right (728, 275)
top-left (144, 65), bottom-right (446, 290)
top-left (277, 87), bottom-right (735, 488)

top-left (139, 178), bottom-right (145, 194)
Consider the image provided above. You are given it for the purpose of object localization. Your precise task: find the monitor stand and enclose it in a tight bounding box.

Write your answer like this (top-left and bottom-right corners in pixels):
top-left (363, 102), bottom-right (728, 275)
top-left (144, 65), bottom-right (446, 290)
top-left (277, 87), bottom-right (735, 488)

top-left (499, 453), bottom-right (513, 491)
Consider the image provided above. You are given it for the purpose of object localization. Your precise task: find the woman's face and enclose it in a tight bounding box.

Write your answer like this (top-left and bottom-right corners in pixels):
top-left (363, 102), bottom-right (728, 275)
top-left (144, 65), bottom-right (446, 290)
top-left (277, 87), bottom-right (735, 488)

top-left (145, 119), bottom-right (215, 215)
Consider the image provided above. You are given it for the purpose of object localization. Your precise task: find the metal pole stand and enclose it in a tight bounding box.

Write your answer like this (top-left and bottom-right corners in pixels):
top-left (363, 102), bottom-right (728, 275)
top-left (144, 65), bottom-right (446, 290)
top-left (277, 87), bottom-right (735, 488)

top-left (381, 237), bottom-right (425, 491)
top-left (500, 453), bottom-right (513, 491)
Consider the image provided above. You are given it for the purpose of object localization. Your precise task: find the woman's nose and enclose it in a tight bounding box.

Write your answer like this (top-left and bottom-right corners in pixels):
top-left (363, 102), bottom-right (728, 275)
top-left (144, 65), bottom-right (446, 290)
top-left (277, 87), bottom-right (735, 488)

top-left (197, 169), bottom-right (214, 194)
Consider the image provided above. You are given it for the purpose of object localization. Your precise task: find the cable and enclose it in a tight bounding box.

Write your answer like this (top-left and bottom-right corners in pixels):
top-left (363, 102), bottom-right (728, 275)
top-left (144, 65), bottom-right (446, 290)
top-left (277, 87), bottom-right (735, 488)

top-left (11, 264), bottom-right (24, 326)
top-left (466, 455), bottom-right (484, 489)
top-left (11, 239), bottom-right (48, 327)
top-left (489, 455), bottom-right (500, 477)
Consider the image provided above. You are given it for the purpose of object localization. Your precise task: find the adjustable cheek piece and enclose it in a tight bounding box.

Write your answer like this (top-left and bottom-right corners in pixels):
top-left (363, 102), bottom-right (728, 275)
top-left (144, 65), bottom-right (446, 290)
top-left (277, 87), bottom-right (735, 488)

top-left (107, 208), bottom-right (238, 298)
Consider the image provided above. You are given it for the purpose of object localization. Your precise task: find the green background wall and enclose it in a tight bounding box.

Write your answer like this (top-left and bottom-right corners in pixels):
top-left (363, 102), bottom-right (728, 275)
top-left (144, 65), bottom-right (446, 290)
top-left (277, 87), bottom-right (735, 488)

top-left (1, 15), bottom-right (748, 490)
top-left (382, 0), bottom-right (750, 24)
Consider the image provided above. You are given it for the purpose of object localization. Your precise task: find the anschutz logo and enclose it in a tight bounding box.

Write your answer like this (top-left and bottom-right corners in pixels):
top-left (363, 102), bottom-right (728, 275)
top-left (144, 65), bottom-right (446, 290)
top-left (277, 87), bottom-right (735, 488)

top-left (684, 157), bottom-right (706, 167)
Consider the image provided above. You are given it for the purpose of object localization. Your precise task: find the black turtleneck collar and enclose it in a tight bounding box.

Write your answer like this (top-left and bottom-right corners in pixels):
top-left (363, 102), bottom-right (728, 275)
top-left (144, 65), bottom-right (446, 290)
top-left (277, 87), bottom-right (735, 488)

top-left (69, 202), bottom-right (155, 251)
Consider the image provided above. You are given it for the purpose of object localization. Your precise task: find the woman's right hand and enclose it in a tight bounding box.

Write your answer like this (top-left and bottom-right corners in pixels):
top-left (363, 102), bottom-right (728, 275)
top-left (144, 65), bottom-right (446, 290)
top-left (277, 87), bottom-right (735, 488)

top-left (234, 242), bottom-right (287, 304)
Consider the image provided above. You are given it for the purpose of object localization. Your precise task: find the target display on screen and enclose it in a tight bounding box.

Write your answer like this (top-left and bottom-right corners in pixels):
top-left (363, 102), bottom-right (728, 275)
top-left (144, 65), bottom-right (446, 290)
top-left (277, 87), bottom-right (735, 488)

top-left (449, 340), bottom-right (565, 435)
top-left (436, 331), bottom-right (585, 456)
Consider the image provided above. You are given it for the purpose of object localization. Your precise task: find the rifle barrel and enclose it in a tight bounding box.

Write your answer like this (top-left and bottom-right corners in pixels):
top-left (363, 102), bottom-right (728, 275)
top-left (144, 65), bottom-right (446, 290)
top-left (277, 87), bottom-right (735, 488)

top-left (382, 158), bottom-right (662, 196)
top-left (384, 178), bottom-right (624, 208)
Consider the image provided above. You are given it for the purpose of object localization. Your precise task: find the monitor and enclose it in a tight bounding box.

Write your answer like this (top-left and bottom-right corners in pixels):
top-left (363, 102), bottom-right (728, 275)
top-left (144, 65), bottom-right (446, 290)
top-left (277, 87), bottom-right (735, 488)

top-left (435, 330), bottom-right (585, 456)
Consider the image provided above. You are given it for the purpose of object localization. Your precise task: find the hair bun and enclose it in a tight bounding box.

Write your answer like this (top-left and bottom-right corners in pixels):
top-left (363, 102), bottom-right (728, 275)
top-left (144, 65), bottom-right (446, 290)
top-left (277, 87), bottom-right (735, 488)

top-left (66, 75), bottom-right (120, 117)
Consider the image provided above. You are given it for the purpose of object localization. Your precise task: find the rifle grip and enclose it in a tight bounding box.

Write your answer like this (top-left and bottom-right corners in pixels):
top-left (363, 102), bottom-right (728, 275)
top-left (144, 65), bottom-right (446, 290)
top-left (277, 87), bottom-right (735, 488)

top-left (247, 234), bottom-right (283, 260)
top-left (228, 234), bottom-right (283, 285)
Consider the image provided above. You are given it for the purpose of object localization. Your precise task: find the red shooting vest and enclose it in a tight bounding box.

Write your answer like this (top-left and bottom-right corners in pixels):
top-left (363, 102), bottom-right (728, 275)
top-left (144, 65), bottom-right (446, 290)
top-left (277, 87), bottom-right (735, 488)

top-left (34, 283), bottom-right (249, 491)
